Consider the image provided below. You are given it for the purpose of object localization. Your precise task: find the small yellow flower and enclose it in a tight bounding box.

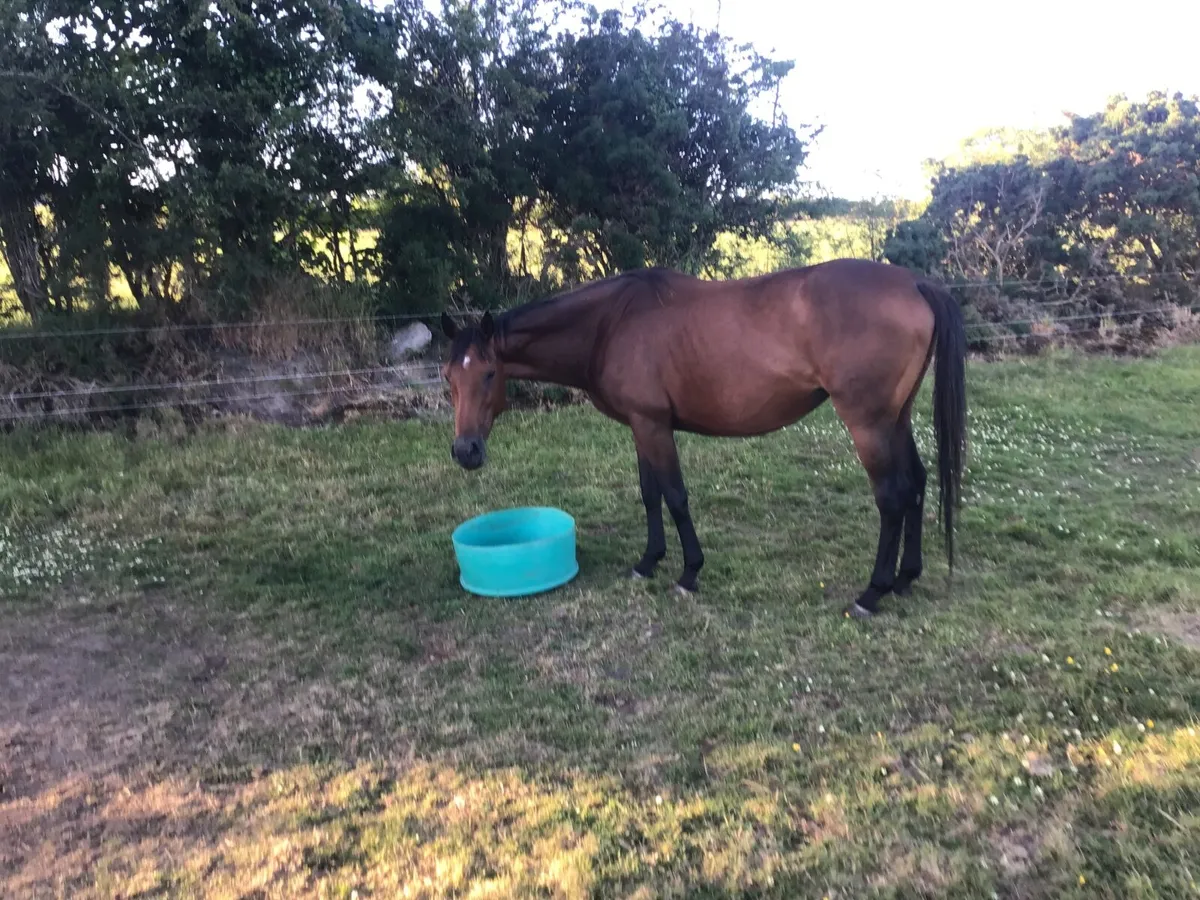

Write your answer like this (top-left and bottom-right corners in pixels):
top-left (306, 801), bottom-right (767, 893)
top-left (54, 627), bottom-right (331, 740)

top-left (1111, 663), bottom-right (1120, 672)
top-left (1079, 874), bottom-right (1087, 885)
top-left (793, 743), bottom-right (801, 753)
top-left (1067, 657), bottom-right (1075, 665)
top-left (1105, 647), bottom-right (1113, 655)
top-left (819, 581), bottom-right (825, 588)
top-left (1147, 720), bottom-right (1155, 729)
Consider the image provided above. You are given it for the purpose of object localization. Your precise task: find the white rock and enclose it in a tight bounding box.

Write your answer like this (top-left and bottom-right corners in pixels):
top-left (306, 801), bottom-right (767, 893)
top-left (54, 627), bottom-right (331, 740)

top-left (389, 322), bottom-right (432, 361)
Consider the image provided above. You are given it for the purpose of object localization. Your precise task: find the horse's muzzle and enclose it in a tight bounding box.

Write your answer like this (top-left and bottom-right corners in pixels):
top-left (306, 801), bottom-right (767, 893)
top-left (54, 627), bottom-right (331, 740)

top-left (452, 436), bottom-right (486, 470)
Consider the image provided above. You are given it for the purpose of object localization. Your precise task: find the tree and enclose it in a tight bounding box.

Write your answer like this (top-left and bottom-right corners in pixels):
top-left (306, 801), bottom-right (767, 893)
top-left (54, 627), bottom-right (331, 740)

top-left (885, 92), bottom-right (1200, 324)
top-left (1062, 92), bottom-right (1200, 279)
top-left (0, 1), bottom-right (84, 321)
top-left (377, 0), bottom-right (555, 313)
top-left (3, 0), bottom-right (816, 326)
top-left (1, 0), bottom-right (399, 319)
top-left (532, 7), bottom-right (810, 277)
top-left (935, 125), bottom-right (1062, 169)
top-left (134, 0), bottom-right (399, 309)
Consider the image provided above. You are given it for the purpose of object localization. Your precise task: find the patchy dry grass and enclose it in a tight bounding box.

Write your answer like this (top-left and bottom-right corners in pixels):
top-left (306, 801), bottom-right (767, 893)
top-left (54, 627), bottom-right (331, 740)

top-left (2, 347), bottom-right (1200, 898)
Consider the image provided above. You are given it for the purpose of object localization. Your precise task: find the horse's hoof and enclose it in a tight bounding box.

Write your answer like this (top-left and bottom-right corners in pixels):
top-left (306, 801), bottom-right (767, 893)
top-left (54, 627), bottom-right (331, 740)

top-left (630, 568), bottom-right (649, 580)
top-left (673, 582), bottom-right (696, 597)
top-left (844, 602), bottom-right (874, 619)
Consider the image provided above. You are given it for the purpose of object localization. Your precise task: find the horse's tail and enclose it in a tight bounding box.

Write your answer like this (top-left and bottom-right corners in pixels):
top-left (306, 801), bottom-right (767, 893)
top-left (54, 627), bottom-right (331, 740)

top-left (916, 279), bottom-right (968, 572)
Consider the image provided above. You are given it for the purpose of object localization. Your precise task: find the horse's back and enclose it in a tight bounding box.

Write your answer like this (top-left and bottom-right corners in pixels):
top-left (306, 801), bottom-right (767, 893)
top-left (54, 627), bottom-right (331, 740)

top-left (593, 260), bottom-right (938, 434)
top-left (631, 258), bottom-right (935, 363)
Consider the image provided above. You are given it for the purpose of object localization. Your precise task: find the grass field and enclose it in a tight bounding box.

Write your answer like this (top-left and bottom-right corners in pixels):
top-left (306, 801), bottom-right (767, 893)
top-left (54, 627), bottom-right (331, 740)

top-left (2, 348), bottom-right (1200, 898)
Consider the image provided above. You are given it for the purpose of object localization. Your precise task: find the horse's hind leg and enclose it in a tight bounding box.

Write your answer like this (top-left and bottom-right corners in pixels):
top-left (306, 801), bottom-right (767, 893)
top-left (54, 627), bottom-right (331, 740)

top-left (893, 429), bottom-right (928, 597)
top-left (630, 416), bottom-right (704, 593)
top-left (845, 421), bottom-right (913, 618)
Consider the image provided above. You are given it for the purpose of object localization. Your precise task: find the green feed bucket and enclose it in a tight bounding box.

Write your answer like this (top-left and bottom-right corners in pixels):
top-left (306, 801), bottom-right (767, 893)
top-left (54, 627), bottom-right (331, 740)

top-left (451, 506), bottom-right (579, 597)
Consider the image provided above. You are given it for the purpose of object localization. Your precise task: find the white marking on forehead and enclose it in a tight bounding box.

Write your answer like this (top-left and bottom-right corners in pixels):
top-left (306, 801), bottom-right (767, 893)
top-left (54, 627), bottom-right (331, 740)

top-left (463, 355), bottom-right (471, 368)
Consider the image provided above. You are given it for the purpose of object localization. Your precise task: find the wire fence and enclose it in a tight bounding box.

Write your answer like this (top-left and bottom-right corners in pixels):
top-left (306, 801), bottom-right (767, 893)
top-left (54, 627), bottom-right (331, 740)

top-left (0, 377), bottom-right (446, 426)
top-left (5, 301), bottom-right (1191, 377)
top-left (939, 270), bottom-right (1197, 290)
top-left (963, 303), bottom-right (1200, 334)
top-left (976, 321), bottom-right (1168, 342)
top-left (0, 271), bottom-right (1195, 343)
top-left (0, 309), bottom-right (439, 342)
top-left (1, 363), bottom-right (442, 404)
top-left (3, 313), bottom-right (1190, 427)
top-left (2, 272), bottom-right (1197, 427)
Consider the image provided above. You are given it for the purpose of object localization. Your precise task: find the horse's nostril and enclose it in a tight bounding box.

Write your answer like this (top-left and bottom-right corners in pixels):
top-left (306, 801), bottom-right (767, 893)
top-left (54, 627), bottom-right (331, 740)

top-left (452, 437), bottom-right (485, 469)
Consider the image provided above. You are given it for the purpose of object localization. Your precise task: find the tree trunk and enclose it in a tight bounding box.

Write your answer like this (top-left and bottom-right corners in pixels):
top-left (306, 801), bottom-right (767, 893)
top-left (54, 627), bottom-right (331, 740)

top-left (478, 221), bottom-right (512, 289)
top-left (492, 221), bottom-right (512, 281)
top-left (0, 195), bottom-right (49, 322)
top-left (348, 222), bottom-right (360, 282)
top-left (332, 225), bottom-right (347, 283)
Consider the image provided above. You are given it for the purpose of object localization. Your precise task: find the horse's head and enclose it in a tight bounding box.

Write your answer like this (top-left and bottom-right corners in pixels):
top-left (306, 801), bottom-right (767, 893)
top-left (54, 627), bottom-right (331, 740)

top-left (440, 311), bottom-right (507, 471)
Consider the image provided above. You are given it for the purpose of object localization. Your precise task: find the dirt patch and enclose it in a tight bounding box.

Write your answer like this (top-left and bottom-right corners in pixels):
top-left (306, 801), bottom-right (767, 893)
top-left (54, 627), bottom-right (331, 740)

top-left (0, 600), bottom-right (204, 897)
top-left (0, 593), bottom-right (405, 896)
top-left (0, 595), bottom-right (234, 893)
top-left (984, 805), bottom-right (1079, 896)
top-left (0, 596), bottom-right (226, 798)
top-left (1, 583), bottom-right (527, 896)
top-left (868, 844), bottom-right (956, 894)
top-left (989, 824), bottom-right (1041, 876)
top-left (1135, 608), bottom-right (1200, 651)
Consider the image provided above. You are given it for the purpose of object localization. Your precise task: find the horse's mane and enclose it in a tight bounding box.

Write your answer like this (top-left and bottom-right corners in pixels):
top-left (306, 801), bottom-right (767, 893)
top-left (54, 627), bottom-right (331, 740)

top-left (449, 268), bottom-right (677, 358)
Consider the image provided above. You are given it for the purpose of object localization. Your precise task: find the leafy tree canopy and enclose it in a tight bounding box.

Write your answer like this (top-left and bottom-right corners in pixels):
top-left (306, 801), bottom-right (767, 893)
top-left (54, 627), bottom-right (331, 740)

top-left (885, 91), bottom-right (1200, 325)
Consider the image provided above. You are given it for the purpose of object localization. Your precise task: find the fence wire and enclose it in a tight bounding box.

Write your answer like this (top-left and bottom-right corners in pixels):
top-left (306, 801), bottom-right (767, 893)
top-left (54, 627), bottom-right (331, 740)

top-left (1, 270), bottom-right (1195, 343)
top-left (2, 284), bottom-right (1196, 426)
top-left (3, 307), bottom-right (1197, 422)
top-left (963, 303), bottom-right (1200, 333)
top-left (0, 378), bottom-right (445, 425)
top-left (0, 309), bottom-right (438, 342)
top-left (2, 363), bottom-right (441, 404)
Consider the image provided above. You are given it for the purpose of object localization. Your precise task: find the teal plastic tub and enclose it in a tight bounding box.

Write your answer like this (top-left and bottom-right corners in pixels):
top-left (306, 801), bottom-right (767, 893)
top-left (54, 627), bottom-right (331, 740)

top-left (451, 506), bottom-right (579, 597)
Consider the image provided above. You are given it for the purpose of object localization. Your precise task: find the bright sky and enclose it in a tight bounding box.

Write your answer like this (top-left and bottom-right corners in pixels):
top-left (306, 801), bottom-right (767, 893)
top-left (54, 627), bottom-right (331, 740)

top-left (654, 0), bottom-right (1200, 200)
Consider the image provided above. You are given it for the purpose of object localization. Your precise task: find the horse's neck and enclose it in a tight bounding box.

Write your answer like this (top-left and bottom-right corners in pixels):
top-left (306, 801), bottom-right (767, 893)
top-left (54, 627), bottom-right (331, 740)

top-left (497, 295), bottom-right (601, 389)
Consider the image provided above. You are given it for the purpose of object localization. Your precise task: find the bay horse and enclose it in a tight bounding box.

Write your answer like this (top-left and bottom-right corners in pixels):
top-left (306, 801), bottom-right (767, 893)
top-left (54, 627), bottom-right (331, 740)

top-left (439, 258), bottom-right (967, 618)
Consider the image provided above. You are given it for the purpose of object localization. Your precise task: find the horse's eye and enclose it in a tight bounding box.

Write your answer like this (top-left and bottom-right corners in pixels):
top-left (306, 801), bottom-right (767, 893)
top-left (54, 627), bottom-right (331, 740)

top-left (483, 370), bottom-right (496, 385)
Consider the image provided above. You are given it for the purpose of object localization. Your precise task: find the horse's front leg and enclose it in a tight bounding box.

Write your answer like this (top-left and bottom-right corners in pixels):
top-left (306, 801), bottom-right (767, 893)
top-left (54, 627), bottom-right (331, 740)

top-left (631, 417), bottom-right (704, 593)
top-left (632, 453), bottom-right (667, 578)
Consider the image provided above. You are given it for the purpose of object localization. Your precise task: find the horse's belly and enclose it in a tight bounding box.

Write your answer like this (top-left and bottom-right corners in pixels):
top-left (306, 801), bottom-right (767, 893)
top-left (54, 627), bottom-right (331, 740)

top-left (671, 385), bottom-right (828, 437)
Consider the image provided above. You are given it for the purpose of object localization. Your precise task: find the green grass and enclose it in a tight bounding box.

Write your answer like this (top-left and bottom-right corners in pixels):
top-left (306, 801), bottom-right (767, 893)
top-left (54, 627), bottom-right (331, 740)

top-left (2, 348), bottom-right (1200, 898)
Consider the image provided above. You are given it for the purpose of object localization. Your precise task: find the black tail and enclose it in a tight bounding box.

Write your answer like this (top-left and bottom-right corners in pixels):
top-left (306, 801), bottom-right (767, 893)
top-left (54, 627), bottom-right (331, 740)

top-left (916, 280), bottom-right (968, 572)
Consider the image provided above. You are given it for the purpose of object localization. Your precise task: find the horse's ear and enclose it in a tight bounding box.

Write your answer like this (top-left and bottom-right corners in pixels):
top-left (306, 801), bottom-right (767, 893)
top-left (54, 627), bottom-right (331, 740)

top-left (440, 311), bottom-right (457, 339)
top-left (479, 311), bottom-right (495, 341)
